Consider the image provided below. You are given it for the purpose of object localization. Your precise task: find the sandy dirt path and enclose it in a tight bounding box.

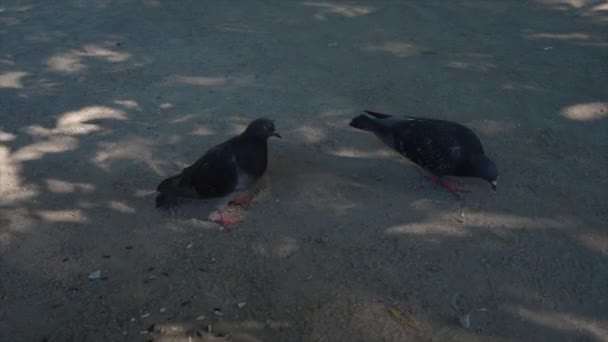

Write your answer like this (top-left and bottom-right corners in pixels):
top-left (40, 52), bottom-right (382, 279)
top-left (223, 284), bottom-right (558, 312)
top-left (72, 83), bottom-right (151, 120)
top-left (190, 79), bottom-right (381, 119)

top-left (1, 1), bottom-right (607, 341)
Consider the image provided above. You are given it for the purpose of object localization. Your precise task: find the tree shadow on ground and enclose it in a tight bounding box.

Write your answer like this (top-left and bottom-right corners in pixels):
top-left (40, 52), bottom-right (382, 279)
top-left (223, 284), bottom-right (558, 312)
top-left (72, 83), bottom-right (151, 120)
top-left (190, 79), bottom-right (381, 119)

top-left (1, 1), bottom-right (607, 342)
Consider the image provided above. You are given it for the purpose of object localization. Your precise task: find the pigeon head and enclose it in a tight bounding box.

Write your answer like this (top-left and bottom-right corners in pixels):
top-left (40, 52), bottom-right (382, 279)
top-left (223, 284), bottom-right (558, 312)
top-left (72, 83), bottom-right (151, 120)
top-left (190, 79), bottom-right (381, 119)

top-left (470, 154), bottom-right (498, 191)
top-left (243, 118), bottom-right (282, 140)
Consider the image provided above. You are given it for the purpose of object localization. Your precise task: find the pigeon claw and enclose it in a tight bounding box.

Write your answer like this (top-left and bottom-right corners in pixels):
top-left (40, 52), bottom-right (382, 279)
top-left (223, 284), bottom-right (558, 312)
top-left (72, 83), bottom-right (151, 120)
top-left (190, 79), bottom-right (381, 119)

top-left (424, 175), bottom-right (471, 197)
top-left (228, 195), bottom-right (254, 209)
top-left (216, 209), bottom-right (238, 228)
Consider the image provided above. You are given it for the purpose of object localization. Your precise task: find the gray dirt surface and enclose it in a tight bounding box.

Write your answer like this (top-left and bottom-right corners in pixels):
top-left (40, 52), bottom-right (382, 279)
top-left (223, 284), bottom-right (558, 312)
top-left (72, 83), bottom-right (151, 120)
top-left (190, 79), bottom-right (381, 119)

top-left (1, 1), bottom-right (607, 341)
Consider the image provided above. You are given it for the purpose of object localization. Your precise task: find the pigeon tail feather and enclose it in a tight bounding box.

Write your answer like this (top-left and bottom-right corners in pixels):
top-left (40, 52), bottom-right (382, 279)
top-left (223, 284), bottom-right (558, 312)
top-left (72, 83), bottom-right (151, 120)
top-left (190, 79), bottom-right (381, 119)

top-left (156, 174), bottom-right (182, 193)
top-left (350, 114), bottom-right (380, 133)
top-left (364, 110), bottom-right (392, 119)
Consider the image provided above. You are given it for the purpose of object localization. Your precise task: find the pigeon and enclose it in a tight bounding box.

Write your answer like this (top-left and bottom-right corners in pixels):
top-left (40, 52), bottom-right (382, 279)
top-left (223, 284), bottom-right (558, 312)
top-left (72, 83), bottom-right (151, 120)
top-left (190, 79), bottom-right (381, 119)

top-left (155, 118), bottom-right (281, 226)
top-left (349, 110), bottom-right (497, 195)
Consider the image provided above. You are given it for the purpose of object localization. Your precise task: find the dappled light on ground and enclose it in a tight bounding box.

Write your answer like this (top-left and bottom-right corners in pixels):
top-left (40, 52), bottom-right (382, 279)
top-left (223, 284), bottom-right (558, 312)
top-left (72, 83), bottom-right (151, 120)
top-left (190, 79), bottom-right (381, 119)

top-left (1, 0), bottom-right (607, 341)
top-left (560, 102), bottom-right (607, 121)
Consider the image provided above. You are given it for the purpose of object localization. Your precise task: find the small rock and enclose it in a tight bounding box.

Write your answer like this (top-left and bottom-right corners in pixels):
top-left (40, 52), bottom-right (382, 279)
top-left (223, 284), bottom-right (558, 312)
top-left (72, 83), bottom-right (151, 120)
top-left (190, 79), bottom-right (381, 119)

top-left (88, 270), bottom-right (102, 280)
top-left (160, 307), bottom-right (167, 313)
top-left (213, 308), bottom-right (223, 316)
top-left (237, 302), bottom-right (247, 309)
top-left (315, 236), bottom-right (329, 244)
top-left (196, 315), bottom-right (206, 321)
top-left (459, 313), bottom-right (471, 329)
top-left (140, 312), bottom-right (150, 318)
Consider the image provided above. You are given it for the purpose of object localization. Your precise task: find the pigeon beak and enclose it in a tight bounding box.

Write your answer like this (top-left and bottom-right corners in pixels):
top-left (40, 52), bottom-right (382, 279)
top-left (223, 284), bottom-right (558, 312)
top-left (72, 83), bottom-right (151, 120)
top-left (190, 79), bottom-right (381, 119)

top-left (490, 181), bottom-right (497, 191)
top-left (272, 132), bottom-right (282, 139)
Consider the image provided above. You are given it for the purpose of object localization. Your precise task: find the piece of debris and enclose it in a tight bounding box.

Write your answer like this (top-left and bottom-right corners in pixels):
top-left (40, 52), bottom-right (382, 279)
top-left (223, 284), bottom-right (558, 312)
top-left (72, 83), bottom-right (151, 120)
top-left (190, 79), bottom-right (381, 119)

top-left (140, 312), bottom-right (150, 318)
top-left (160, 307), bottom-right (167, 313)
top-left (389, 307), bottom-right (416, 328)
top-left (315, 236), bottom-right (329, 244)
top-left (88, 270), bottom-right (102, 280)
top-left (237, 302), bottom-right (247, 309)
top-left (459, 313), bottom-right (471, 329)
top-left (213, 308), bottom-right (223, 316)
top-left (196, 315), bottom-right (206, 321)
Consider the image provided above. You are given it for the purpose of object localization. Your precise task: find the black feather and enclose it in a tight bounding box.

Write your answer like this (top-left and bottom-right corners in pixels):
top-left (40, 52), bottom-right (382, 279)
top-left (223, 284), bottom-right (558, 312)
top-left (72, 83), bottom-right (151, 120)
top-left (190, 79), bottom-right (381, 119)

top-left (155, 118), bottom-right (280, 207)
top-left (350, 110), bottom-right (498, 189)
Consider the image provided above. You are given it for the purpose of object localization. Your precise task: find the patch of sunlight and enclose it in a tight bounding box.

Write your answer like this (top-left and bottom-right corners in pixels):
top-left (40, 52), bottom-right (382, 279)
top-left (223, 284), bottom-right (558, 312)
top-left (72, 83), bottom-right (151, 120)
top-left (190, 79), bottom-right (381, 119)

top-left (363, 41), bottom-right (422, 58)
top-left (509, 306), bottom-right (608, 341)
top-left (327, 147), bottom-right (395, 159)
top-left (46, 179), bottom-right (95, 193)
top-left (0, 145), bottom-right (39, 204)
top-left (12, 136), bottom-right (78, 161)
top-left (25, 106), bottom-right (127, 137)
top-left (168, 74), bottom-right (253, 87)
top-left (0, 71), bottom-right (28, 88)
top-left (37, 209), bottom-right (89, 223)
top-left (297, 125), bottom-right (327, 143)
top-left (385, 212), bottom-right (573, 238)
top-left (579, 233), bottom-right (608, 255)
top-left (93, 136), bottom-right (166, 175)
top-left (385, 223), bottom-right (468, 237)
top-left (440, 211), bottom-right (573, 230)
top-left (301, 1), bottom-right (376, 20)
top-left (169, 114), bottom-right (199, 123)
top-left (46, 44), bottom-right (131, 73)
top-left (0, 130), bottom-right (16, 142)
top-left (561, 102), bottom-right (607, 121)
top-left (108, 200), bottom-right (136, 213)
top-left (448, 60), bottom-right (496, 71)
top-left (593, 2), bottom-right (608, 11)
top-left (114, 99), bottom-right (141, 111)
top-left (525, 31), bottom-right (591, 41)
top-left (189, 124), bottom-right (216, 136)
top-left (273, 237), bottom-right (300, 258)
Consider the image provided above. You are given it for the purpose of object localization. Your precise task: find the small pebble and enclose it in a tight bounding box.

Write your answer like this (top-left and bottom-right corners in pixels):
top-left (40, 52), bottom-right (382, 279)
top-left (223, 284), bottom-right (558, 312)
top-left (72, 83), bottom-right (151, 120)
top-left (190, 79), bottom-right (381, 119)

top-left (88, 270), bottom-right (102, 280)
top-left (130, 317), bottom-right (136, 322)
top-left (237, 302), bottom-right (247, 309)
top-left (196, 315), bottom-right (206, 321)
top-left (213, 309), bottom-right (223, 316)
top-left (160, 307), bottom-right (167, 313)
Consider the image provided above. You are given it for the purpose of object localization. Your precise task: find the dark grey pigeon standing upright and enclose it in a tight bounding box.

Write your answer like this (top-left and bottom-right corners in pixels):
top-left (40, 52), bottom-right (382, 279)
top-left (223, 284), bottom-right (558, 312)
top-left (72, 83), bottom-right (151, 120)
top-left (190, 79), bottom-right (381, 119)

top-left (155, 118), bottom-right (281, 226)
top-left (349, 110), bottom-right (497, 195)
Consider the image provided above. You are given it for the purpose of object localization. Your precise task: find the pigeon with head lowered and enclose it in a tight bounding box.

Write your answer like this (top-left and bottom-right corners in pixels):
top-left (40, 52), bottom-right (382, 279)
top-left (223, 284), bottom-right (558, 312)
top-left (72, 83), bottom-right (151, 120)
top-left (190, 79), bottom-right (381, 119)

top-left (155, 118), bottom-right (281, 226)
top-left (349, 110), bottom-right (497, 195)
